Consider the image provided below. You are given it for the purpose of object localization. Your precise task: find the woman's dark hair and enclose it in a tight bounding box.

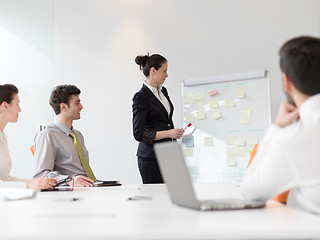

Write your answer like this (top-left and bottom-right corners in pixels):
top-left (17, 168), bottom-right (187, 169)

top-left (135, 53), bottom-right (167, 77)
top-left (280, 36), bottom-right (320, 96)
top-left (49, 84), bottom-right (81, 115)
top-left (0, 84), bottom-right (18, 104)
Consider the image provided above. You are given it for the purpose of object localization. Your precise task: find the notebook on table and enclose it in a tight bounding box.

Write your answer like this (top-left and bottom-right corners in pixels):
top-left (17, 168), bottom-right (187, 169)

top-left (154, 141), bottom-right (265, 211)
top-left (92, 180), bottom-right (121, 187)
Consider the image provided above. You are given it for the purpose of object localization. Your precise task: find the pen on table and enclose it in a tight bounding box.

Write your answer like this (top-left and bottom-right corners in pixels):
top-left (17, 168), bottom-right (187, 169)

top-left (127, 196), bottom-right (152, 201)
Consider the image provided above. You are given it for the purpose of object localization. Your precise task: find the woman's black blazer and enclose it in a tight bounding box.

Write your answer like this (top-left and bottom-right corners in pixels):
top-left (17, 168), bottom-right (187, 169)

top-left (132, 84), bottom-right (175, 159)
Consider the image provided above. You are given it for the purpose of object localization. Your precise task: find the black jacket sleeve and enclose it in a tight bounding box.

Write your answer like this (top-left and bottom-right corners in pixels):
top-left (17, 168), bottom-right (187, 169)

top-left (132, 92), bottom-right (156, 144)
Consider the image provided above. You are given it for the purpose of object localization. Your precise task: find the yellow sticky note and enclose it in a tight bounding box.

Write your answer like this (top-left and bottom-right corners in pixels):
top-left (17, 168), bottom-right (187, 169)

top-left (193, 92), bottom-right (203, 101)
top-left (226, 136), bottom-right (245, 146)
top-left (225, 98), bottom-right (234, 107)
top-left (195, 101), bottom-right (204, 111)
top-left (249, 150), bottom-right (253, 157)
top-left (236, 147), bottom-right (246, 157)
top-left (226, 147), bottom-right (237, 156)
top-left (184, 93), bottom-right (194, 104)
top-left (209, 99), bottom-right (219, 109)
top-left (227, 156), bottom-right (237, 166)
top-left (185, 114), bottom-right (195, 123)
top-left (212, 110), bottom-right (221, 120)
top-left (235, 136), bottom-right (246, 146)
top-left (204, 137), bottom-right (214, 146)
top-left (184, 148), bottom-right (194, 157)
top-left (235, 86), bottom-right (246, 98)
top-left (226, 136), bottom-right (236, 146)
top-left (241, 109), bottom-right (252, 124)
top-left (247, 136), bottom-right (258, 145)
top-left (196, 111), bottom-right (206, 121)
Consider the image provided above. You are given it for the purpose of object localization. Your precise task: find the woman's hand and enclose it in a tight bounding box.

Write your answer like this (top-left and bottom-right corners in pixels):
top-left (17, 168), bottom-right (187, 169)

top-left (155, 128), bottom-right (184, 140)
top-left (166, 128), bottom-right (184, 139)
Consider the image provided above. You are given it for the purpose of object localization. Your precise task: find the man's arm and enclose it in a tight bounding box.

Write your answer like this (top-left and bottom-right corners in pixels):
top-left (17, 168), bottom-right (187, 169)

top-left (241, 132), bottom-right (297, 201)
top-left (240, 101), bottom-right (300, 201)
top-left (33, 131), bottom-right (67, 180)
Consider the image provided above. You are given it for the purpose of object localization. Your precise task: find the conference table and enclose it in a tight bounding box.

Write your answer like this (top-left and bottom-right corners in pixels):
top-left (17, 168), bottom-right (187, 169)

top-left (1, 183), bottom-right (320, 240)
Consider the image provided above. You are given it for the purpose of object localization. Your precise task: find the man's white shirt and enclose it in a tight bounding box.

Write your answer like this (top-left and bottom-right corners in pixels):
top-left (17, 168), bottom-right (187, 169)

top-left (241, 94), bottom-right (320, 214)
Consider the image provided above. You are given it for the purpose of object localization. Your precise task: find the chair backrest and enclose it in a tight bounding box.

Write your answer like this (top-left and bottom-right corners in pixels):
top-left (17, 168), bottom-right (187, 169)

top-left (247, 144), bottom-right (289, 204)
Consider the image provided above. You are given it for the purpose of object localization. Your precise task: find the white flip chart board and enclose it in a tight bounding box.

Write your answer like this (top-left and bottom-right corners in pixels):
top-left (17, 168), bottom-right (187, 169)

top-left (182, 70), bottom-right (271, 185)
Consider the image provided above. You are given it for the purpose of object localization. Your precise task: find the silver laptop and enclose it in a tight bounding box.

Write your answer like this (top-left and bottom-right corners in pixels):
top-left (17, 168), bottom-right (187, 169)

top-left (154, 141), bottom-right (265, 211)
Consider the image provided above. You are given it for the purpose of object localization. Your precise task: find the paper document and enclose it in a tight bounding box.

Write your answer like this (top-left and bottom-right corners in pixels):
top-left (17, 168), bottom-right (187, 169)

top-left (0, 188), bottom-right (37, 201)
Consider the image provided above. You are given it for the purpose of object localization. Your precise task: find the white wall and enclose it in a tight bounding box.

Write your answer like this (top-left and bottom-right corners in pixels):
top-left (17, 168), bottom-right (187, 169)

top-left (1, 0), bottom-right (320, 183)
top-left (53, 0), bottom-right (320, 183)
top-left (0, 0), bottom-right (53, 178)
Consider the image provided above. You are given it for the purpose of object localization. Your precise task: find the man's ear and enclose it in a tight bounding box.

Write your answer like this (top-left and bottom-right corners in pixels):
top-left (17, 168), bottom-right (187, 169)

top-left (282, 73), bottom-right (293, 92)
top-left (59, 102), bottom-right (68, 112)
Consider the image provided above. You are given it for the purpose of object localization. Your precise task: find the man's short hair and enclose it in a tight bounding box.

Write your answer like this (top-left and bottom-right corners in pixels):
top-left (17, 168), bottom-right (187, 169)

top-left (279, 36), bottom-right (320, 96)
top-left (49, 85), bottom-right (81, 115)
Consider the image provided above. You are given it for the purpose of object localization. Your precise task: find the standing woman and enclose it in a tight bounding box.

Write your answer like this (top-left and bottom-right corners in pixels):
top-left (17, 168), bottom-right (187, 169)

top-left (0, 84), bottom-right (56, 189)
top-left (132, 54), bottom-right (184, 184)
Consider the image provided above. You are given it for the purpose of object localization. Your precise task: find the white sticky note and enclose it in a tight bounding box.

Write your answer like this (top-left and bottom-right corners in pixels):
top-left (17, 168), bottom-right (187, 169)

top-left (241, 109), bottom-right (252, 124)
top-left (193, 92), bottom-right (203, 101)
top-left (184, 148), bottom-right (194, 157)
top-left (204, 137), bottom-right (214, 146)
top-left (195, 101), bottom-right (204, 111)
top-left (225, 98), bottom-right (234, 107)
top-left (196, 111), bottom-right (206, 121)
top-left (227, 156), bottom-right (237, 166)
top-left (185, 114), bottom-right (195, 123)
top-left (209, 99), bottom-right (219, 109)
top-left (184, 93), bottom-right (194, 104)
top-left (226, 147), bottom-right (237, 156)
top-left (235, 86), bottom-right (246, 98)
top-left (236, 147), bottom-right (246, 157)
top-left (212, 110), bottom-right (221, 120)
top-left (247, 136), bottom-right (258, 145)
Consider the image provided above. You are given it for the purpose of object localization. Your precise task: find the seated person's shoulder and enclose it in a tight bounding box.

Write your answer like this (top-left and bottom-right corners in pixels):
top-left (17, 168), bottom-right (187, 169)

top-left (285, 123), bottom-right (320, 147)
top-left (34, 124), bottom-right (62, 141)
top-left (274, 122), bottom-right (298, 142)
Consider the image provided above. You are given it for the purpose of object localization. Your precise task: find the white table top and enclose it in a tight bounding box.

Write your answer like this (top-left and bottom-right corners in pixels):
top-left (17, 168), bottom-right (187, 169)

top-left (1, 184), bottom-right (320, 240)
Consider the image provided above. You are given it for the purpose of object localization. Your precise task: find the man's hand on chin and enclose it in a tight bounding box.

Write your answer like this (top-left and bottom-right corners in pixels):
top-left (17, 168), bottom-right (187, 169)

top-left (274, 101), bottom-right (299, 128)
